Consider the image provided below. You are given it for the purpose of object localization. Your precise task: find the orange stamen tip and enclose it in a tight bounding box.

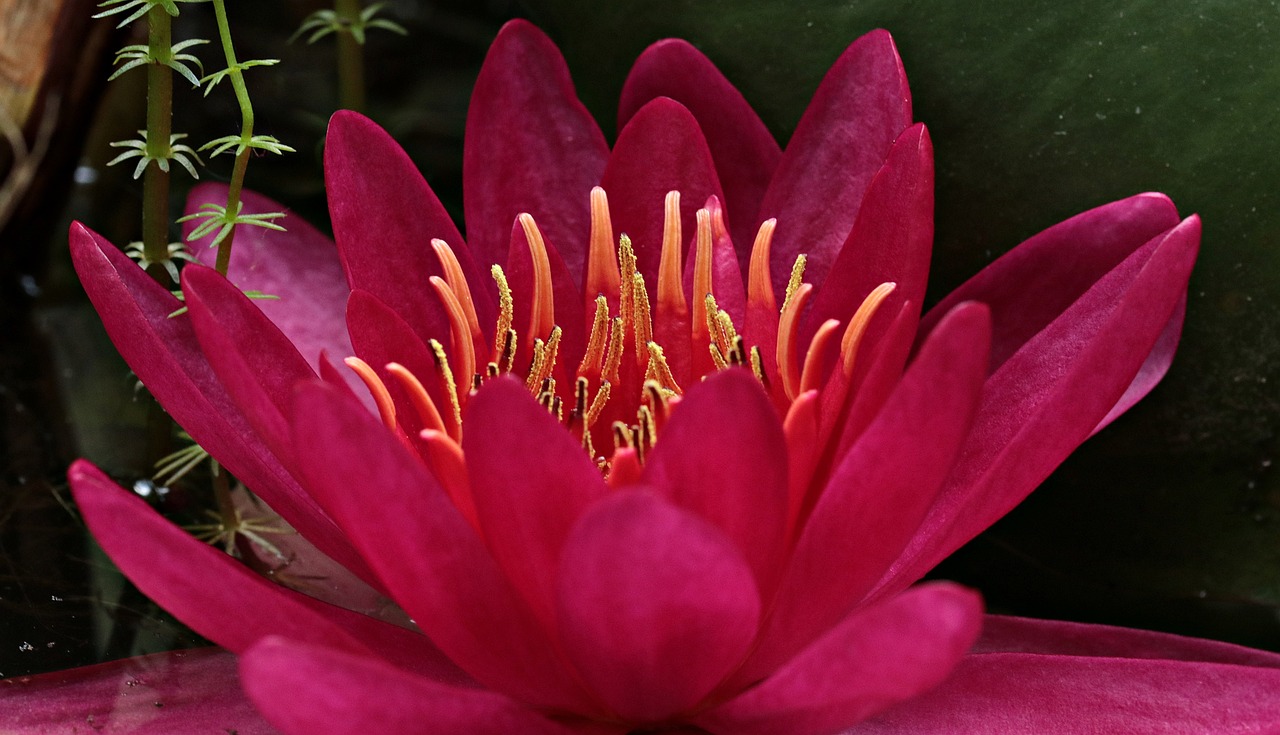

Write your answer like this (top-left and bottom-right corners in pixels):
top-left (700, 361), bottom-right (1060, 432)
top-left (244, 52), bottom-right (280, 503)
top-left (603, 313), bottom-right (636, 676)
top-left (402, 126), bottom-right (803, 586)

top-left (840, 282), bottom-right (897, 378)
top-left (658, 190), bottom-right (687, 315)
top-left (519, 213), bottom-right (555, 340)
top-left (386, 362), bottom-right (447, 435)
top-left (344, 356), bottom-right (397, 431)
top-left (587, 187), bottom-right (621, 304)
top-left (748, 219), bottom-right (779, 313)
top-left (799, 318), bottom-right (842, 395)
top-left (776, 282), bottom-right (814, 402)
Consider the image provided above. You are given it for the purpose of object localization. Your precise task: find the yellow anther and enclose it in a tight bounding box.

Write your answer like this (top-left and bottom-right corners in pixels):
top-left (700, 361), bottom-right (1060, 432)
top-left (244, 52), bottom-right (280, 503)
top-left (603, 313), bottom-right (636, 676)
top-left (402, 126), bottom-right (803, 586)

top-left (645, 342), bottom-right (682, 394)
top-left (617, 234), bottom-right (638, 355)
top-left (841, 282), bottom-right (898, 378)
top-left (578, 295), bottom-right (611, 377)
top-left (749, 345), bottom-right (769, 388)
top-left (602, 316), bottom-right (625, 384)
top-left (498, 328), bottom-right (517, 373)
top-left (781, 254), bottom-right (808, 315)
top-left (385, 362), bottom-right (447, 435)
top-left (491, 264), bottom-right (514, 364)
top-left (525, 325), bottom-right (562, 392)
top-left (632, 271), bottom-right (653, 367)
top-left (344, 356), bottom-right (397, 432)
top-left (585, 380), bottom-right (611, 429)
top-left (427, 338), bottom-right (463, 441)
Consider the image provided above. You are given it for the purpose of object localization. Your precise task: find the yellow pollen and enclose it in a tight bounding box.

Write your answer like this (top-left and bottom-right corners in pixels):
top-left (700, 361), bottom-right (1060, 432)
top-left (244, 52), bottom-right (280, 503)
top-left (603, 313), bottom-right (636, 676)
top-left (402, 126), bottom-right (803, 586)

top-left (491, 264), bottom-right (514, 365)
top-left (584, 379), bottom-right (611, 429)
top-left (781, 254), bottom-right (808, 315)
top-left (344, 356), bottom-right (397, 432)
top-left (841, 282), bottom-right (898, 378)
top-left (602, 316), bottom-right (625, 384)
top-left (430, 239), bottom-right (483, 344)
top-left (644, 342), bottom-right (681, 394)
top-left (578, 294), bottom-right (611, 377)
top-left (749, 345), bottom-right (768, 387)
top-left (525, 325), bottom-right (563, 393)
top-left (585, 187), bottom-right (621, 305)
top-left (631, 271), bottom-right (653, 367)
top-left (385, 362), bottom-right (447, 435)
top-left (427, 338), bottom-right (463, 441)
top-left (429, 276), bottom-right (477, 388)
top-left (617, 234), bottom-right (638, 357)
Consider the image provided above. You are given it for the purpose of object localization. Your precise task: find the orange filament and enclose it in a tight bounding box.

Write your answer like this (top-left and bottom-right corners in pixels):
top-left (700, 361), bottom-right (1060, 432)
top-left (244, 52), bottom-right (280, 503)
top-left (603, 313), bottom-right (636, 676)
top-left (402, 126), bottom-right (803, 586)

top-left (430, 239), bottom-right (482, 345)
top-left (429, 276), bottom-right (476, 389)
top-left (691, 208), bottom-right (715, 357)
top-left (344, 356), bottom-right (397, 431)
top-left (419, 428), bottom-right (478, 529)
top-left (840, 282), bottom-right (897, 378)
top-left (799, 318), bottom-right (842, 395)
top-left (776, 282), bottom-right (814, 401)
top-left (747, 219), bottom-right (779, 314)
top-left (519, 213), bottom-right (555, 343)
top-left (657, 191), bottom-right (687, 319)
top-left (385, 362), bottom-right (448, 436)
top-left (585, 187), bottom-right (621, 303)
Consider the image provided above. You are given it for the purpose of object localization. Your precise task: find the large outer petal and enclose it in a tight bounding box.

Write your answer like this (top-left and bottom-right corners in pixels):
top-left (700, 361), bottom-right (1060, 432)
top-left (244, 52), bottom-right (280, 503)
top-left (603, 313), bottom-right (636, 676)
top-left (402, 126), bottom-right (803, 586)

top-left (856, 653), bottom-right (1280, 735)
top-left (325, 111), bottom-right (493, 344)
top-left (641, 369), bottom-right (788, 595)
top-left (185, 183), bottom-right (353, 371)
top-left (68, 224), bottom-right (351, 569)
top-left (0, 649), bottom-right (272, 735)
top-left (242, 638), bottom-right (584, 735)
top-left (875, 215), bottom-right (1200, 597)
top-left (599, 97), bottom-right (725, 294)
top-left (697, 583), bottom-right (982, 735)
top-left (619, 38), bottom-right (781, 253)
top-left (67, 462), bottom-right (460, 680)
top-left (464, 20), bottom-right (609, 287)
top-left (288, 382), bottom-right (595, 712)
top-left (742, 303), bottom-right (989, 681)
top-left (464, 377), bottom-right (607, 631)
top-left (556, 491), bottom-right (760, 723)
top-left (759, 29), bottom-right (912, 298)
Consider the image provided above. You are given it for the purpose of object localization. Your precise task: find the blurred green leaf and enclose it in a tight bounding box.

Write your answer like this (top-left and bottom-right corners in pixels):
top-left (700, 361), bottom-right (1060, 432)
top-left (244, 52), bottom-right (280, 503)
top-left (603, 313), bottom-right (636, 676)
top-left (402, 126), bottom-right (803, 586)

top-left (522, 0), bottom-right (1280, 644)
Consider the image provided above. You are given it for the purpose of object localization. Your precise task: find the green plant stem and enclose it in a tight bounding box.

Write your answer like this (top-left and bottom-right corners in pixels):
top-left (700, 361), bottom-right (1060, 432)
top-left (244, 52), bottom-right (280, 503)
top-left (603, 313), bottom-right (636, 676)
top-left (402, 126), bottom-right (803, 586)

top-left (142, 5), bottom-right (174, 284)
top-left (335, 0), bottom-right (366, 112)
top-left (210, 0), bottom-right (255, 276)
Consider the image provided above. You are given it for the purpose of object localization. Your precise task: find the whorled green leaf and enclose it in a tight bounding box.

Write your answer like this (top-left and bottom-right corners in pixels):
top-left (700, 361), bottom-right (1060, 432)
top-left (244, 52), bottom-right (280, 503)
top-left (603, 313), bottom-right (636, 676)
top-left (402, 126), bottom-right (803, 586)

top-left (520, 0), bottom-right (1280, 647)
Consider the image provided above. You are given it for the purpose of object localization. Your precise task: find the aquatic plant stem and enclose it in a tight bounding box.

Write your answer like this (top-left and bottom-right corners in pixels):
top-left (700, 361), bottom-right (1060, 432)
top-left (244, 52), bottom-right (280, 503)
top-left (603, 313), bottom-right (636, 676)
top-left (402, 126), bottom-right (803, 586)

top-left (335, 0), bottom-right (366, 112)
top-left (141, 4), bottom-right (174, 284)
top-left (210, 0), bottom-right (254, 277)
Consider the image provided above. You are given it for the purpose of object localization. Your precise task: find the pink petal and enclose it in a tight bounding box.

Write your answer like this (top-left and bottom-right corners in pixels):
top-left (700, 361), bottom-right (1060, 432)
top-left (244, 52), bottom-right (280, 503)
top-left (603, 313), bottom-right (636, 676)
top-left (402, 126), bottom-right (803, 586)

top-left (241, 637), bottom-right (582, 735)
top-left (759, 30), bottom-right (912, 298)
top-left (556, 491), bottom-right (760, 723)
top-left (66, 461), bottom-right (457, 680)
top-left (288, 382), bottom-right (594, 712)
top-left (464, 20), bottom-right (609, 286)
top-left (463, 376), bottom-right (607, 630)
top-left (619, 38), bottom-right (781, 252)
top-left (876, 216), bottom-right (1200, 597)
top-left (697, 582), bottom-right (982, 735)
top-left (857, 653), bottom-right (1280, 735)
top-left (740, 303), bottom-right (990, 682)
top-left (325, 111), bottom-right (494, 343)
top-left (0, 649), bottom-right (272, 734)
top-left (68, 224), bottom-right (349, 572)
top-left (599, 97), bottom-right (726, 293)
top-left (805, 123), bottom-right (932, 347)
top-left (977, 615), bottom-right (1280, 668)
top-left (185, 183), bottom-right (354, 371)
top-left (641, 369), bottom-right (788, 594)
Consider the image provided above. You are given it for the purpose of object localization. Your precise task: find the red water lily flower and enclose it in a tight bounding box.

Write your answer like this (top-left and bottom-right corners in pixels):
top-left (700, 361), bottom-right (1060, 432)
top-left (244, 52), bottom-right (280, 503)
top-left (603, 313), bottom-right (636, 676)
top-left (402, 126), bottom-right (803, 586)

top-left (13, 18), bottom-right (1280, 735)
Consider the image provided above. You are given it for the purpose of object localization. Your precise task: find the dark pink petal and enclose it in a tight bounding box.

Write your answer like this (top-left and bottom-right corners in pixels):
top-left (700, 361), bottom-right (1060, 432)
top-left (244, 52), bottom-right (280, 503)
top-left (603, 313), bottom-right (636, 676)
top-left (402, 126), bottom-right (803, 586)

top-left (599, 98), bottom-right (726, 292)
top-left (805, 123), bottom-right (932, 347)
top-left (289, 382), bottom-right (595, 712)
top-left (698, 582), bottom-right (982, 735)
top-left (641, 369), bottom-right (788, 593)
top-left (325, 111), bottom-right (494, 343)
top-left (185, 183), bottom-right (354, 371)
top-left (66, 461), bottom-right (457, 678)
top-left (877, 216), bottom-right (1201, 597)
top-left (857, 653), bottom-right (1280, 735)
top-left (464, 377), bottom-right (607, 630)
top-left (977, 615), bottom-right (1280, 668)
top-left (242, 637), bottom-right (582, 735)
top-left (741, 304), bottom-right (989, 681)
top-left (68, 224), bottom-right (355, 574)
top-left (619, 39), bottom-right (781, 252)
top-left (759, 30), bottom-right (912, 297)
top-left (557, 491), bottom-right (760, 723)
top-left (0, 649), bottom-right (271, 735)
top-left (464, 19), bottom-right (609, 286)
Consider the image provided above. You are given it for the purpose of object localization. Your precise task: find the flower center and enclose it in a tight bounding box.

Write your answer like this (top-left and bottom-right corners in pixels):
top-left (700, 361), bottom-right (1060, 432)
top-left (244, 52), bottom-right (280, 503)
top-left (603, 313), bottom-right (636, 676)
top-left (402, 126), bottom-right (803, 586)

top-left (344, 186), bottom-right (894, 480)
